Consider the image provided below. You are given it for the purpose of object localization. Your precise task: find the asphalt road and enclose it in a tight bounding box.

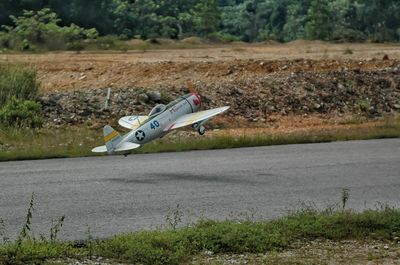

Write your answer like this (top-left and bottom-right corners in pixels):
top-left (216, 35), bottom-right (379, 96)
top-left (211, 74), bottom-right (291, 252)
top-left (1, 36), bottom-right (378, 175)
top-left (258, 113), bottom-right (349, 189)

top-left (1, 139), bottom-right (399, 240)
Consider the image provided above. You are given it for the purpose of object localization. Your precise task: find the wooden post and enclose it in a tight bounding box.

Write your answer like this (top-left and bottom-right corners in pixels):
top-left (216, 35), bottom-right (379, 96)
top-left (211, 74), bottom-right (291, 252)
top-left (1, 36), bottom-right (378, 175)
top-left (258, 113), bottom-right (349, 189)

top-left (104, 87), bottom-right (111, 109)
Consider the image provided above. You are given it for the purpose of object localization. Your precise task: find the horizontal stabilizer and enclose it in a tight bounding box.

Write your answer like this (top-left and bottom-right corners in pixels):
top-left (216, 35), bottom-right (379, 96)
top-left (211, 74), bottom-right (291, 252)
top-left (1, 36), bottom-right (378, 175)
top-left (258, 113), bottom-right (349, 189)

top-left (114, 142), bottom-right (140, 152)
top-left (91, 142), bottom-right (140, 153)
top-left (91, 145), bottom-right (108, 153)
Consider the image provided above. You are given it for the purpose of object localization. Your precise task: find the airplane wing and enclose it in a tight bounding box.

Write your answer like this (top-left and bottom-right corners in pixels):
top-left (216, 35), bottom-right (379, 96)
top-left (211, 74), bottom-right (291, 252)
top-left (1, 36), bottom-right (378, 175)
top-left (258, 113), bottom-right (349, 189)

top-left (164, 106), bottom-right (229, 131)
top-left (118, 115), bottom-right (148, 130)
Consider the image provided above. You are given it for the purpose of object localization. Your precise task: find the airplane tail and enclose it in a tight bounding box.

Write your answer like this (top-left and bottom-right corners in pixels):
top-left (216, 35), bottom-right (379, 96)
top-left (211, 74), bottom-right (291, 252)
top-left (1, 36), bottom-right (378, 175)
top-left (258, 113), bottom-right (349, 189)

top-left (104, 125), bottom-right (122, 152)
top-left (91, 125), bottom-right (140, 154)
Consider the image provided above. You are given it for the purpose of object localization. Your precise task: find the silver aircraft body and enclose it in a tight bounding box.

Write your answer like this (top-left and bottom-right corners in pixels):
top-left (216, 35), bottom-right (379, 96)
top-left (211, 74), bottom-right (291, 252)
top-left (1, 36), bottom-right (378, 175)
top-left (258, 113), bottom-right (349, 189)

top-left (92, 92), bottom-right (229, 154)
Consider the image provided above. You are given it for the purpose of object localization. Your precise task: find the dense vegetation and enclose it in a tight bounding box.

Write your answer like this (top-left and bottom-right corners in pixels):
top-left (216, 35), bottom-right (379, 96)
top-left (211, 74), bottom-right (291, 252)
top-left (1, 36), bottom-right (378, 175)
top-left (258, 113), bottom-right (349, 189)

top-left (1, 0), bottom-right (400, 46)
top-left (0, 64), bottom-right (42, 128)
top-left (0, 64), bottom-right (39, 106)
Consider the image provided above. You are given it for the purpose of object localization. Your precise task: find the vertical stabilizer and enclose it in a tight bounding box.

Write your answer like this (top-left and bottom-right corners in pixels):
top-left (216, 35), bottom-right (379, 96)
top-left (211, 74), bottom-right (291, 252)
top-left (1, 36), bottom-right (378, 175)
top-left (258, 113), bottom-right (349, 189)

top-left (92, 125), bottom-right (139, 154)
top-left (103, 125), bottom-right (122, 153)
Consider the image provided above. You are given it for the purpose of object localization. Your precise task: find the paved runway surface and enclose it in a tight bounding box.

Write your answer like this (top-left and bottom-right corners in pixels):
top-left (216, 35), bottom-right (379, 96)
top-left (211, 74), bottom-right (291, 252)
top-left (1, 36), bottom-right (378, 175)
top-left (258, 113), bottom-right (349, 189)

top-left (1, 139), bottom-right (399, 240)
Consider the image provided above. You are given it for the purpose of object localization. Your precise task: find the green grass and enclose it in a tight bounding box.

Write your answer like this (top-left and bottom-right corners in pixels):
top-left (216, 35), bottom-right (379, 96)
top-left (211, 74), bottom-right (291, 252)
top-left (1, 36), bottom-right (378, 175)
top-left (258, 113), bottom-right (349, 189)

top-left (1, 204), bottom-right (400, 264)
top-left (1, 116), bottom-right (400, 161)
top-left (0, 63), bottom-right (39, 106)
top-left (0, 126), bottom-right (100, 161)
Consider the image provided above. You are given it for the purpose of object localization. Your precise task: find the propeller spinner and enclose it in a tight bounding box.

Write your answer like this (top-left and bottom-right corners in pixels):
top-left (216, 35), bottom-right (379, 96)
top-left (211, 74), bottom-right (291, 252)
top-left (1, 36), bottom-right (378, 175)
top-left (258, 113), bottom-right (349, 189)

top-left (188, 82), bottom-right (202, 109)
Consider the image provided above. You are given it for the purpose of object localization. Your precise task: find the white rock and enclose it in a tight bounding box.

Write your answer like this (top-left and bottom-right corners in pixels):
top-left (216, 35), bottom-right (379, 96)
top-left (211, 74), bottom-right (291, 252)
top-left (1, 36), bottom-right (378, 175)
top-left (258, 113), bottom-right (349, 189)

top-left (204, 250), bottom-right (214, 256)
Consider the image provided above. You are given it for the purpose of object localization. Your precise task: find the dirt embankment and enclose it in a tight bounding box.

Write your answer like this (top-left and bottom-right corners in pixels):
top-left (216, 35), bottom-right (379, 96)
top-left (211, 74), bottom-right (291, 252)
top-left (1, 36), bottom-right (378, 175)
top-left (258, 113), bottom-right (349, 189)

top-left (37, 58), bottom-right (400, 128)
top-left (3, 42), bottom-right (400, 92)
top-left (2, 44), bottom-right (400, 128)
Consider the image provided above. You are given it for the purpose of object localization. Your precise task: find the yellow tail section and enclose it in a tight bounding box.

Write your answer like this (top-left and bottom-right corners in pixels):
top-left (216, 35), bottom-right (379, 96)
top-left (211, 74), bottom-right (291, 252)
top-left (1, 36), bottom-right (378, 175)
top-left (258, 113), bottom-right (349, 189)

top-left (104, 125), bottom-right (122, 153)
top-left (92, 125), bottom-right (140, 154)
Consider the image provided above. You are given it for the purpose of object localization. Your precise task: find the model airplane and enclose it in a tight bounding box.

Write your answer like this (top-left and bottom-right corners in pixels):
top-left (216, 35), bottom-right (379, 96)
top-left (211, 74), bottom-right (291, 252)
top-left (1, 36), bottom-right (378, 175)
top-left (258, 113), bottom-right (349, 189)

top-left (92, 91), bottom-right (229, 154)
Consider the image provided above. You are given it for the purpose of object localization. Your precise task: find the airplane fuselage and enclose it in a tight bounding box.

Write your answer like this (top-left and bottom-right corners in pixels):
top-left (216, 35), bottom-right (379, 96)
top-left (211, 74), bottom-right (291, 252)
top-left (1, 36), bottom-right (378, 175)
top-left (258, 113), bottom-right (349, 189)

top-left (91, 91), bottom-right (229, 154)
top-left (122, 93), bottom-right (201, 145)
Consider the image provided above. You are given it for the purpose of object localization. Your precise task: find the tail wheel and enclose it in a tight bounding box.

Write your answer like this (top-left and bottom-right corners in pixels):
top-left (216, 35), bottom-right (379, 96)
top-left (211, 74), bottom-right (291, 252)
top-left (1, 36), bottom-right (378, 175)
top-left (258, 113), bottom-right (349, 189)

top-left (198, 125), bottom-right (206, 135)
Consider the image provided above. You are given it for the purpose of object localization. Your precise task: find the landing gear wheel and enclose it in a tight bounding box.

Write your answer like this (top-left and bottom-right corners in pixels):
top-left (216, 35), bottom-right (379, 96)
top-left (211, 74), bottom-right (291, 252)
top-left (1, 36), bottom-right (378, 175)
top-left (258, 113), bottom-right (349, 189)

top-left (123, 153), bottom-right (129, 157)
top-left (198, 125), bottom-right (206, 135)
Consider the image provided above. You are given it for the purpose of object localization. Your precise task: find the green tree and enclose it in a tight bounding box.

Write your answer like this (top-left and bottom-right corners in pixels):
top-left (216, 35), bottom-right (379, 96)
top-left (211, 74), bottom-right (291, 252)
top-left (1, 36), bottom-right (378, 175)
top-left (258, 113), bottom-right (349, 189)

top-left (192, 0), bottom-right (221, 37)
top-left (48, 0), bottom-right (114, 35)
top-left (2, 8), bottom-right (98, 50)
top-left (266, 1), bottom-right (287, 41)
top-left (355, 0), bottom-right (400, 42)
top-left (305, 0), bottom-right (331, 40)
top-left (220, 4), bottom-right (246, 40)
top-left (1, 0), bottom-right (400, 43)
top-left (283, 0), bottom-right (310, 41)
top-left (329, 0), bottom-right (365, 41)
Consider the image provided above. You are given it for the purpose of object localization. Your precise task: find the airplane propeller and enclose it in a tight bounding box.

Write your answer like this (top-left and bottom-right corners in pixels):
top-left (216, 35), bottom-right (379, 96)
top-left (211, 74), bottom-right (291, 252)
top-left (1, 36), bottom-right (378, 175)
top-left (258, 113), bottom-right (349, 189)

top-left (188, 82), bottom-right (207, 135)
top-left (188, 82), bottom-right (203, 110)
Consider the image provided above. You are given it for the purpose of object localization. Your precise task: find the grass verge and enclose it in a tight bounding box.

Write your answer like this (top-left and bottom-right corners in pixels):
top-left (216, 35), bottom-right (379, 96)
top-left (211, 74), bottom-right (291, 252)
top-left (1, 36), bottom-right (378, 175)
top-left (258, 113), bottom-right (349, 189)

top-left (0, 116), bottom-right (399, 161)
top-left (1, 204), bottom-right (400, 264)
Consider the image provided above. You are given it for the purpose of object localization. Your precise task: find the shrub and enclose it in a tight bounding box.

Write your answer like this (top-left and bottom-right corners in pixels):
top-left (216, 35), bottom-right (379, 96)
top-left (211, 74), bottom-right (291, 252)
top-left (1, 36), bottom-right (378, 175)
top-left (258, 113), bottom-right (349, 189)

top-left (343, 48), bottom-right (353, 54)
top-left (207, 32), bottom-right (241, 43)
top-left (0, 8), bottom-right (98, 51)
top-left (82, 35), bottom-right (130, 51)
top-left (0, 96), bottom-right (42, 128)
top-left (331, 28), bottom-right (366, 42)
top-left (0, 64), bottom-right (39, 106)
top-left (0, 32), bottom-right (10, 49)
top-left (180, 36), bottom-right (206, 45)
top-left (357, 99), bottom-right (371, 114)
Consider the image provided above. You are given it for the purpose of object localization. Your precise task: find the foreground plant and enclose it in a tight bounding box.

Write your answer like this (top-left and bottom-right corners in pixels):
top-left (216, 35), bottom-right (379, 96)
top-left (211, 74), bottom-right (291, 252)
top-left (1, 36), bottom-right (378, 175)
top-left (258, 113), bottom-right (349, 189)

top-left (0, 64), bottom-right (39, 106)
top-left (1, 192), bottom-right (400, 265)
top-left (0, 97), bottom-right (42, 128)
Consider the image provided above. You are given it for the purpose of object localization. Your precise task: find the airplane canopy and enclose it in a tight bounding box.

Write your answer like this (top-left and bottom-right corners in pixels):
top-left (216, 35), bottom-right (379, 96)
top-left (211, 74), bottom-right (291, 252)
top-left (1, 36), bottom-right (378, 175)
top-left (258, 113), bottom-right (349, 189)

top-left (149, 104), bottom-right (166, 116)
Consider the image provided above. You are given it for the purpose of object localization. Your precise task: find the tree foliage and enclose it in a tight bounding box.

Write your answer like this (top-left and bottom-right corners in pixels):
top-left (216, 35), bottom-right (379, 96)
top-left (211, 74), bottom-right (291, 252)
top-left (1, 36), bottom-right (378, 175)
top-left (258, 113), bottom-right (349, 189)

top-left (305, 0), bottom-right (331, 40)
top-left (0, 0), bottom-right (400, 43)
top-left (1, 9), bottom-right (98, 50)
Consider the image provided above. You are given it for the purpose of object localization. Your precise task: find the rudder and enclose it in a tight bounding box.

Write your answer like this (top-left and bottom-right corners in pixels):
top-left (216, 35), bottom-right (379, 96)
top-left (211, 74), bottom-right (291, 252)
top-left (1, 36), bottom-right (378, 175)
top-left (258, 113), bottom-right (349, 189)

top-left (92, 125), bottom-right (140, 154)
top-left (103, 125), bottom-right (122, 153)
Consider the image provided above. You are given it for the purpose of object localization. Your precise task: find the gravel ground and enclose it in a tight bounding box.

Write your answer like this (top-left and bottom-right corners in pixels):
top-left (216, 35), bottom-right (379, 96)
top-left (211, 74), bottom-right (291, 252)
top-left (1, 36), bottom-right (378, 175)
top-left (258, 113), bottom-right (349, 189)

top-left (190, 240), bottom-right (400, 265)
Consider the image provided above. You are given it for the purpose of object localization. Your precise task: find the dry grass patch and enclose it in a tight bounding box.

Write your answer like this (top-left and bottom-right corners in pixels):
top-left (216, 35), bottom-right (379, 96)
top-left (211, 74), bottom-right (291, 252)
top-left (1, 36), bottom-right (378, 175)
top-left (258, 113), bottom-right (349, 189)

top-left (0, 116), bottom-right (399, 161)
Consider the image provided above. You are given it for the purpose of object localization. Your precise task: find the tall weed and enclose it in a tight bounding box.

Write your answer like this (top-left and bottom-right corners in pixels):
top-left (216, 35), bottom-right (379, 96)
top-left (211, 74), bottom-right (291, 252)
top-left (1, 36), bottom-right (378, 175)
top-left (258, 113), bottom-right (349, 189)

top-left (0, 64), bottom-right (39, 106)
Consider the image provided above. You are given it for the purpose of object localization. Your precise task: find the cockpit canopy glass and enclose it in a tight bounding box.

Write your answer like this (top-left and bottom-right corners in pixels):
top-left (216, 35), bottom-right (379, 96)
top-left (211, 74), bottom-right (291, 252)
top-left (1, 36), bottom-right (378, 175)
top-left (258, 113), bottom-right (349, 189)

top-left (149, 104), bottom-right (166, 116)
